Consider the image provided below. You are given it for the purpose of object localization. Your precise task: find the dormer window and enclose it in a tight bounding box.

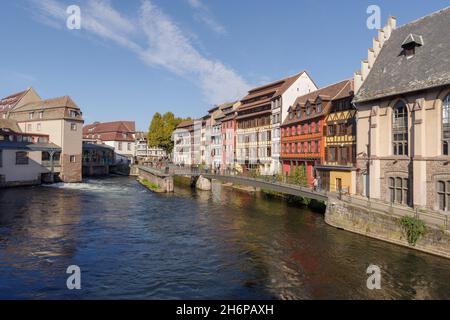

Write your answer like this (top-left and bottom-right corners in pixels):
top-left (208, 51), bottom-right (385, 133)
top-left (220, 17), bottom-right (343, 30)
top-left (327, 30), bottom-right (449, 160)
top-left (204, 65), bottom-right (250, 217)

top-left (316, 100), bottom-right (323, 113)
top-left (401, 34), bottom-right (424, 59)
top-left (306, 106), bottom-right (311, 116)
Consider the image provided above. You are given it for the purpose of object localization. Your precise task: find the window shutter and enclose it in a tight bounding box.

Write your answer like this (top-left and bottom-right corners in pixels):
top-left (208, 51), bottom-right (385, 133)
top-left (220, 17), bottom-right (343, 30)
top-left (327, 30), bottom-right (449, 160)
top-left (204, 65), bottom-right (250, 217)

top-left (324, 147), bottom-right (328, 162)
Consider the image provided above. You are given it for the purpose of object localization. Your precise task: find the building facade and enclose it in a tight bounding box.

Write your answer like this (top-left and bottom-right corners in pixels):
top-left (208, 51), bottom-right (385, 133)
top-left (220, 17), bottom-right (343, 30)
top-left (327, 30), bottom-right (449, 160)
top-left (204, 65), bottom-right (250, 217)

top-left (237, 72), bottom-right (317, 175)
top-left (271, 72), bottom-right (318, 174)
top-left (1, 88), bottom-right (84, 182)
top-left (83, 121), bottom-right (136, 162)
top-left (315, 81), bottom-right (356, 193)
top-left (135, 132), bottom-right (167, 161)
top-left (0, 119), bottom-right (62, 187)
top-left (280, 81), bottom-right (352, 186)
top-left (82, 142), bottom-right (115, 176)
top-left (354, 8), bottom-right (450, 212)
top-left (221, 102), bottom-right (240, 173)
top-left (172, 120), bottom-right (194, 166)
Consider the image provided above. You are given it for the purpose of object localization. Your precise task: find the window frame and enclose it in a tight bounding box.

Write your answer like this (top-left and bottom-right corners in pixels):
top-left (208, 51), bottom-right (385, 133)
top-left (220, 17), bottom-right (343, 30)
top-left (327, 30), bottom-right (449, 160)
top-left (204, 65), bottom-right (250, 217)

top-left (392, 101), bottom-right (409, 156)
top-left (15, 151), bottom-right (29, 165)
top-left (442, 94), bottom-right (450, 155)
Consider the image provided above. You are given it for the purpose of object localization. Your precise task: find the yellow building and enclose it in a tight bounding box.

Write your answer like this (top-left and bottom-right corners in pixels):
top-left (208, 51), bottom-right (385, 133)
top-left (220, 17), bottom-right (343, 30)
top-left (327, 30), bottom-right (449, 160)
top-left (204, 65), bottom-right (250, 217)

top-left (316, 81), bottom-right (356, 194)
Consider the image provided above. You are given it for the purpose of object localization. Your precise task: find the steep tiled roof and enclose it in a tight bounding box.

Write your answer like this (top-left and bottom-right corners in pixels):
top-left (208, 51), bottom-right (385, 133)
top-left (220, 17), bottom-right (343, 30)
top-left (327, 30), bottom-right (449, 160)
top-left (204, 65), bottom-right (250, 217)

top-left (176, 120), bottom-right (194, 129)
top-left (239, 72), bottom-right (307, 112)
top-left (0, 119), bottom-right (22, 133)
top-left (15, 96), bottom-right (81, 112)
top-left (354, 7), bottom-right (450, 103)
top-left (83, 121), bottom-right (136, 142)
top-left (283, 80), bottom-right (353, 126)
top-left (0, 89), bottom-right (29, 113)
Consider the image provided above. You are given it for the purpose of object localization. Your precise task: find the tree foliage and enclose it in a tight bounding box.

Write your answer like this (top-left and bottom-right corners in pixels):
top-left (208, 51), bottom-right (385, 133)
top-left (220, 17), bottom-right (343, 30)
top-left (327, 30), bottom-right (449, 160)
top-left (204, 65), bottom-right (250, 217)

top-left (147, 112), bottom-right (190, 153)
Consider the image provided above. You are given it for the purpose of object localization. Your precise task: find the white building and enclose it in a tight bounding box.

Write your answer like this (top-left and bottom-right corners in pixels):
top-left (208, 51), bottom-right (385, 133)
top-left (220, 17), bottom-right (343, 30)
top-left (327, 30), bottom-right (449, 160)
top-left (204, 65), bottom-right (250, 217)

top-left (172, 120), bottom-right (194, 166)
top-left (135, 132), bottom-right (167, 160)
top-left (271, 71), bottom-right (318, 174)
top-left (83, 121), bottom-right (136, 162)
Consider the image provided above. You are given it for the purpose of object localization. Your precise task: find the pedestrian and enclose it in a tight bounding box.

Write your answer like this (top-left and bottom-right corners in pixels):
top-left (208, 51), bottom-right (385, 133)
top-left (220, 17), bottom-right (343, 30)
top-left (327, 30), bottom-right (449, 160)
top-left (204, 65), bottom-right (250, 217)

top-left (313, 177), bottom-right (318, 191)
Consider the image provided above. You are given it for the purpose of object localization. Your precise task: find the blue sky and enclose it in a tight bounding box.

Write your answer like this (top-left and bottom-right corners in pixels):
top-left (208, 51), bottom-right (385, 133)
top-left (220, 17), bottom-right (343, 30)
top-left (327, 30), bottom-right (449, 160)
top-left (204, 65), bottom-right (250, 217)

top-left (0, 0), bottom-right (449, 130)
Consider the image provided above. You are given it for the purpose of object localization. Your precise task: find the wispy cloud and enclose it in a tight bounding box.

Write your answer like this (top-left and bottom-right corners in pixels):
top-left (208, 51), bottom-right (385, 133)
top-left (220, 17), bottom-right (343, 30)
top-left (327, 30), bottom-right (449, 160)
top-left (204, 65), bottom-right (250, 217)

top-left (28, 0), bottom-right (249, 105)
top-left (186, 0), bottom-right (227, 35)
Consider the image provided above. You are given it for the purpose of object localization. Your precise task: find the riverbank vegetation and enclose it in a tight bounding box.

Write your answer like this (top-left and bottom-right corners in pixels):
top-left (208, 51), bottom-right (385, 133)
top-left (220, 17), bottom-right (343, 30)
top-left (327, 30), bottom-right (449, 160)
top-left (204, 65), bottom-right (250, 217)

top-left (400, 216), bottom-right (426, 246)
top-left (138, 178), bottom-right (163, 193)
top-left (261, 189), bottom-right (326, 213)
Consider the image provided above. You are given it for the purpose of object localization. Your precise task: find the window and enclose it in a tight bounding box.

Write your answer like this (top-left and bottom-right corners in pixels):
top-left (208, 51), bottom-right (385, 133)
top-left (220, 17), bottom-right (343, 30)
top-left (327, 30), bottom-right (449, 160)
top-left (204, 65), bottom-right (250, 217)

top-left (308, 142), bottom-right (311, 153)
top-left (437, 180), bottom-right (450, 211)
top-left (15, 151), bottom-right (29, 165)
top-left (27, 124), bottom-right (32, 132)
top-left (392, 101), bottom-right (408, 155)
top-left (71, 123), bottom-right (77, 131)
top-left (69, 110), bottom-right (77, 118)
top-left (442, 94), bottom-right (450, 155)
top-left (118, 142), bottom-right (122, 150)
top-left (28, 112), bottom-right (34, 120)
top-left (38, 111), bottom-right (43, 119)
top-left (37, 123), bottom-right (41, 131)
top-left (328, 147), bottom-right (337, 162)
top-left (327, 125), bottom-right (335, 136)
top-left (70, 155), bottom-right (76, 163)
top-left (316, 102), bottom-right (322, 113)
top-left (127, 143), bottom-right (132, 151)
top-left (388, 177), bottom-right (410, 205)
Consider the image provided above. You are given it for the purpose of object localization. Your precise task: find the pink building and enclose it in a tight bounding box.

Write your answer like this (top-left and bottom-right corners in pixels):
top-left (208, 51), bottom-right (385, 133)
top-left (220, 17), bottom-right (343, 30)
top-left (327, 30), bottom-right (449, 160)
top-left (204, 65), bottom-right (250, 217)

top-left (220, 102), bottom-right (239, 173)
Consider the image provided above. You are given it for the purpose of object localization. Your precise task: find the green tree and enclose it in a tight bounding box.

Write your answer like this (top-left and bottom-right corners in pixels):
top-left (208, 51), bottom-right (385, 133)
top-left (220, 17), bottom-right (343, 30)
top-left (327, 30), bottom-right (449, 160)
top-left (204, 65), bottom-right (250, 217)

top-left (148, 112), bottom-right (164, 148)
top-left (147, 112), bottom-right (190, 154)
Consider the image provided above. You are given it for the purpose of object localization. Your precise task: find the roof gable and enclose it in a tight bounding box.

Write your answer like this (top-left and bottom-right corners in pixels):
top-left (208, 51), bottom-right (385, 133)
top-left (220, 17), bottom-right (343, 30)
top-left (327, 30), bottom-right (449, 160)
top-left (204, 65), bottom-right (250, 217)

top-left (354, 7), bottom-right (450, 103)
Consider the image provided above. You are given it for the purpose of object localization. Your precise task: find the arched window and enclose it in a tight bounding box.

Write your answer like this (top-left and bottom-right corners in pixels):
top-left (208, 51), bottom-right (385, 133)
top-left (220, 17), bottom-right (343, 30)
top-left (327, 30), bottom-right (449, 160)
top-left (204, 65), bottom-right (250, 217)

top-left (392, 101), bottom-right (408, 156)
top-left (442, 94), bottom-right (450, 155)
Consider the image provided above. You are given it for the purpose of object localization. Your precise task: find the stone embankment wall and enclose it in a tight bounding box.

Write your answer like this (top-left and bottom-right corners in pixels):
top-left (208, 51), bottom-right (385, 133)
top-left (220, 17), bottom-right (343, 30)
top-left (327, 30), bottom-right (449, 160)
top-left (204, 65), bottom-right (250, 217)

top-left (325, 196), bottom-right (450, 259)
top-left (137, 166), bottom-right (174, 193)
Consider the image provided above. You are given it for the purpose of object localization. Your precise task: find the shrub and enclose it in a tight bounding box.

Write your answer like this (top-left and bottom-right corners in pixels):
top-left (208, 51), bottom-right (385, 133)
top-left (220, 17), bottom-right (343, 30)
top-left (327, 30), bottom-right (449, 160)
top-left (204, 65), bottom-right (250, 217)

top-left (400, 216), bottom-right (426, 246)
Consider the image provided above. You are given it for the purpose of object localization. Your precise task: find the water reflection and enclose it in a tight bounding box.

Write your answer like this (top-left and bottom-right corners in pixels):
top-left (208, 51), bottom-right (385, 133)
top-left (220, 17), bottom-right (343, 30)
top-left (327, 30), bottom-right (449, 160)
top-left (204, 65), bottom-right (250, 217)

top-left (0, 177), bottom-right (449, 299)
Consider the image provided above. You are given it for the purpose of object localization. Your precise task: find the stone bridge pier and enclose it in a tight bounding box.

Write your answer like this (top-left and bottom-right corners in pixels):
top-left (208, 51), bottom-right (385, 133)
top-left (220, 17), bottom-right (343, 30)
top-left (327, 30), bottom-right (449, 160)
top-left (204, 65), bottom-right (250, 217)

top-left (137, 166), bottom-right (174, 193)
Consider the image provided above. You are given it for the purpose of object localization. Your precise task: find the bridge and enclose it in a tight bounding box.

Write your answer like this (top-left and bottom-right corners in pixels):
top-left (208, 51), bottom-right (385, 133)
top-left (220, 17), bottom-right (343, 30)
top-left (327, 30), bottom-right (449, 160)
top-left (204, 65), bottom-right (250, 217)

top-left (140, 165), bottom-right (329, 202)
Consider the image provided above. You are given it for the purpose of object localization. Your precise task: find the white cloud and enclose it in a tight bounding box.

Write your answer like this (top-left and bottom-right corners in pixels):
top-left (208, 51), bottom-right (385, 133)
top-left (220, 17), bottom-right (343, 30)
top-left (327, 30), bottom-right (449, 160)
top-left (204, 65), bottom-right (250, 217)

top-left (28, 0), bottom-right (249, 105)
top-left (186, 0), bottom-right (227, 35)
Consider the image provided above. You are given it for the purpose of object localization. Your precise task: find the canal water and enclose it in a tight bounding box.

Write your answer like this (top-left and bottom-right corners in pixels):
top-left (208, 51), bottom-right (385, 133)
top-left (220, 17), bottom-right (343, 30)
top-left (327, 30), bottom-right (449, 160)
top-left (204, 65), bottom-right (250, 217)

top-left (0, 176), bottom-right (449, 300)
